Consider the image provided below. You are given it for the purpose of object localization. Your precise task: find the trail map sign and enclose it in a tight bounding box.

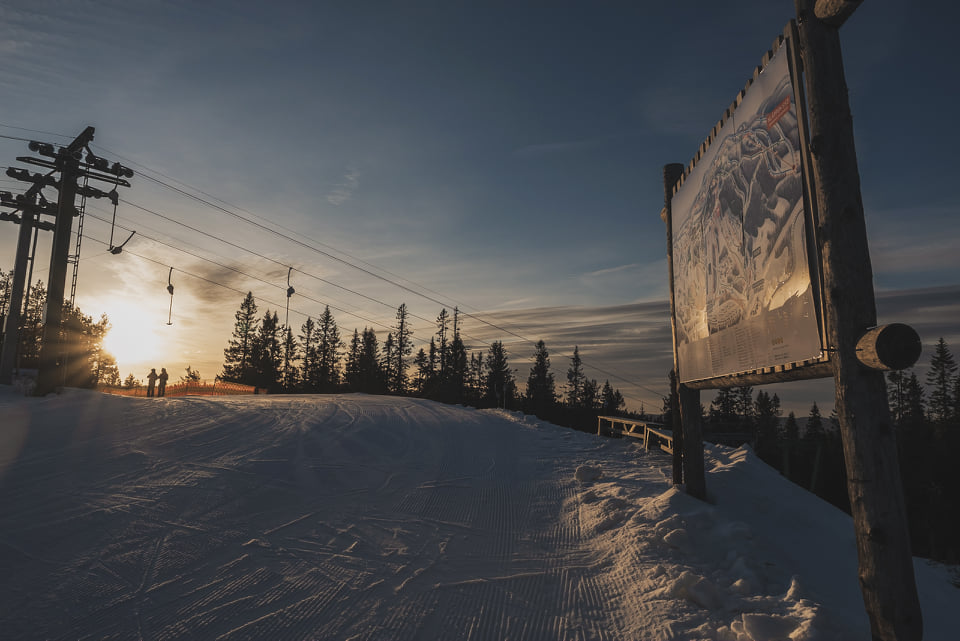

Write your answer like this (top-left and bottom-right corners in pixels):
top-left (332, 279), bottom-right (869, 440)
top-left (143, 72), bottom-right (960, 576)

top-left (670, 43), bottom-right (822, 383)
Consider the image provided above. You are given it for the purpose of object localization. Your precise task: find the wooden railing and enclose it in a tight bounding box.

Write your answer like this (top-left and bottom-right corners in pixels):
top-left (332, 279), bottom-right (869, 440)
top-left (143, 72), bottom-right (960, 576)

top-left (597, 416), bottom-right (674, 454)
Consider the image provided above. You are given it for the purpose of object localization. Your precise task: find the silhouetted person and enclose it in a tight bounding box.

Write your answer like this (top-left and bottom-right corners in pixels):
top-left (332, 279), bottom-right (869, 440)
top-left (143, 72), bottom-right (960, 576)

top-left (158, 368), bottom-right (169, 397)
top-left (147, 368), bottom-right (158, 397)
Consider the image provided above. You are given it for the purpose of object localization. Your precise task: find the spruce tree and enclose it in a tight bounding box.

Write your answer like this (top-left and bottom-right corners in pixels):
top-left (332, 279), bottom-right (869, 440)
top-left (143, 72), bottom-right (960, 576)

top-left (413, 348), bottom-right (429, 396)
top-left (804, 402), bottom-right (824, 441)
top-left (299, 317), bottom-right (318, 391)
top-left (435, 309), bottom-right (450, 382)
top-left (221, 292), bottom-right (259, 384)
top-left (926, 338), bottom-right (957, 423)
top-left (392, 304), bottom-right (413, 394)
top-left (709, 388), bottom-right (738, 433)
top-left (447, 308), bottom-right (468, 402)
top-left (316, 306), bottom-right (342, 392)
top-left (381, 332), bottom-right (397, 393)
top-left (754, 390), bottom-right (781, 460)
top-left (345, 329), bottom-right (361, 390)
top-left (252, 310), bottom-right (282, 390)
top-left (358, 328), bottom-right (384, 393)
top-left (525, 340), bottom-right (556, 417)
top-left (484, 341), bottom-right (515, 408)
top-left (281, 326), bottom-right (299, 391)
top-left (581, 378), bottom-right (600, 411)
top-left (602, 380), bottom-right (625, 414)
top-left (887, 370), bottom-right (906, 425)
top-left (565, 346), bottom-right (585, 408)
top-left (782, 411), bottom-right (799, 442)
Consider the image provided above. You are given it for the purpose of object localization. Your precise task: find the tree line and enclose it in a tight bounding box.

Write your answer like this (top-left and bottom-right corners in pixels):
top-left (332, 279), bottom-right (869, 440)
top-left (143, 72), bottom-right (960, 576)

top-left (0, 273), bottom-right (120, 388)
top-left (218, 292), bottom-right (630, 427)
top-left (670, 336), bottom-right (960, 564)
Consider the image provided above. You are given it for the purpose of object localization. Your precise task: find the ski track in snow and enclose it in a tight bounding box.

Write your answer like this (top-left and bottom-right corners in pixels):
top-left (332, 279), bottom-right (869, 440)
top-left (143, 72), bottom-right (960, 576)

top-left (0, 389), bottom-right (955, 640)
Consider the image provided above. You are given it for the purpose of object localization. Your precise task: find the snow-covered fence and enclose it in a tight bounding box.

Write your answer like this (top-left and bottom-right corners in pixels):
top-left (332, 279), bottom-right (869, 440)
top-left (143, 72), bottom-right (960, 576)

top-left (597, 416), bottom-right (673, 454)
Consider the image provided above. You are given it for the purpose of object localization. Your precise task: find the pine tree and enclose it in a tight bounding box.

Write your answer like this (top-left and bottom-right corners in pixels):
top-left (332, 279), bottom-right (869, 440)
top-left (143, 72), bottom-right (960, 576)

top-left (602, 380), bottom-right (625, 414)
top-left (381, 332), bottom-right (397, 393)
top-left (181, 365), bottom-right (202, 383)
top-left (281, 327), bottom-right (299, 391)
top-left (887, 370), bottom-right (907, 425)
top-left (709, 388), bottom-right (738, 432)
top-left (222, 292), bottom-right (259, 384)
top-left (435, 309), bottom-right (450, 382)
top-left (903, 372), bottom-right (927, 430)
top-left (661, 369), bottom-right (678, 426)
top-left (735, 386), bottom-right (754, 432)
top-left (926, 338), bottom-right (957, 424)
top-left (447, 308), bottom-right (468, 402)
top-left (18, 279), bottom-right (47, 367)
top-left (804, 402), bottom-right (824, 441)
top-left (581, 378), bottom-right (600, 411)
top-left (252, 310), bottom-right (282, 390)
top-left (525, 340), bottom-right (556, 417)
top-left (565, 346), bottom-right (586, 408)
top-left (468, 351), bottom-right (485, 405)
top-left (484, 341), bottom-right (515, 409)
top-left (345, 329), bottom-right (361, 390)
top-left (782, 411), bottom-right (799, 441)
top-left (316, 306), bottom-right (342, 392)
top-left (413, 348), bottom-right (429, 396)
top-left (754, 390), bottom-right (782, 460)
top-left (123, 372), bottom-right (140, 389)
top-left (357, 327), bottom-right (384, 393)
top-left (391, 304), bottom-right (413, 395)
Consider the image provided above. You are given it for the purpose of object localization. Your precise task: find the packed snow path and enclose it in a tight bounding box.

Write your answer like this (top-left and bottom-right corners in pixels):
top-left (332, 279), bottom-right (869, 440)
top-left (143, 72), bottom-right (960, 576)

top-left (0, 391), bottom-right (954, 640)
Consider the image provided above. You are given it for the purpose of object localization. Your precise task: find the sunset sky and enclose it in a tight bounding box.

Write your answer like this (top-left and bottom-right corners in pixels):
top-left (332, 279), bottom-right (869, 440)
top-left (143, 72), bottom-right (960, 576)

top-left (2, 0), bottom-right (958, 413)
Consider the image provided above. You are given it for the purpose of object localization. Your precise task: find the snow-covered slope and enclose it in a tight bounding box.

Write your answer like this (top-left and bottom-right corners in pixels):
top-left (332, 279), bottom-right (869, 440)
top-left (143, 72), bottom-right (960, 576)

top-left (0, 389), bottom-right (955, 640)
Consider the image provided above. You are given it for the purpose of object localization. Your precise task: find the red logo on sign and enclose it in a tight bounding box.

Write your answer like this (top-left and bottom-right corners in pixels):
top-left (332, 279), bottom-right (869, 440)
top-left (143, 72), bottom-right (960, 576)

top-left (766, 96), bottom-right (791, 130)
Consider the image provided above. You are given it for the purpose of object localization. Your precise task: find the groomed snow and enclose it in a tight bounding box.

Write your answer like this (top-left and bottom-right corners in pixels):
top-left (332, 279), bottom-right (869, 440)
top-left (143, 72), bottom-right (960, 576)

top-left (0, 388), bottom-right (955, 640)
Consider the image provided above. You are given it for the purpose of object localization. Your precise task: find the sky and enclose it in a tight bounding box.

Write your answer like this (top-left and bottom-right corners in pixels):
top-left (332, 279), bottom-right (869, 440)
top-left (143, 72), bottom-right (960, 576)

top-left (1, 0), bottom-right (959, 414)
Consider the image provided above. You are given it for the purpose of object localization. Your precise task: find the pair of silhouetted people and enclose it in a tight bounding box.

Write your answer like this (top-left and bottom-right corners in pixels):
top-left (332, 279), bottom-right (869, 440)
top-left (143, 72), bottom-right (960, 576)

top-left (146, 368), bottom-right (169, 397)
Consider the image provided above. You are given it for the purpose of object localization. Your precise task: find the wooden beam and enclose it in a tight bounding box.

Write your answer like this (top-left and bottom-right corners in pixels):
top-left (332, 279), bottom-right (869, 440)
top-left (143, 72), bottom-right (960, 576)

top-left (815, 0), bottom-right (864, 28)
top-left (855, 323), bottom-right (922, 371)
top-left (793, 3), bottom-right (922, 639)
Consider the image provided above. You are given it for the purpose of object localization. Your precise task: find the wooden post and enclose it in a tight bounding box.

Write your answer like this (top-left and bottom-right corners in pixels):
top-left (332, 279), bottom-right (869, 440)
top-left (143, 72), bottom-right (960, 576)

top-left (662, 164), bottom-right (706, 499)
top-left (662, 165), bottom-right (685, 487)
top-left (793, 3), bottom-right (922, 639)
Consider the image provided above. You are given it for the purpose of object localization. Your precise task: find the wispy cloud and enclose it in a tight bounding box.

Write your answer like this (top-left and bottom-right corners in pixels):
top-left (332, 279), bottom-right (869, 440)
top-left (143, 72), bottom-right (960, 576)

top-left (325, 165), bottom-right (361, 206)
top-left (513, 136), bottom-right (612, 158)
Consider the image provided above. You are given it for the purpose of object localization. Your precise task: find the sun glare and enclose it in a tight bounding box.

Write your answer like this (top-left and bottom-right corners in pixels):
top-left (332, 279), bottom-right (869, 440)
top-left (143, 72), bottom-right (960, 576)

top-left (102, 301), bottom-right (170, 369)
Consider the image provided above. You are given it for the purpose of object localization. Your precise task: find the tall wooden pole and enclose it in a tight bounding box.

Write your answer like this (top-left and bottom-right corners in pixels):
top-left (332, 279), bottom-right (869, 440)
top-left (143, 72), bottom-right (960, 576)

top-left (793, 3), bottom-right (922, 639)
top-left (662, 163), bottom-right (705, 499)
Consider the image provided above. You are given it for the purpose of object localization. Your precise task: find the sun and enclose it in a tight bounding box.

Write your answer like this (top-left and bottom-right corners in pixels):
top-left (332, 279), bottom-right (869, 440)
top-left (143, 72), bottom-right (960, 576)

top-left (101, 301), bottom-right (170, 370)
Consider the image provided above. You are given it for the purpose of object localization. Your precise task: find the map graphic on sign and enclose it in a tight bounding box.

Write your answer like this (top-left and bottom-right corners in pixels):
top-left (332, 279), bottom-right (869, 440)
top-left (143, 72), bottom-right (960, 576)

top-left (671, 44), bottom-right (822, 383)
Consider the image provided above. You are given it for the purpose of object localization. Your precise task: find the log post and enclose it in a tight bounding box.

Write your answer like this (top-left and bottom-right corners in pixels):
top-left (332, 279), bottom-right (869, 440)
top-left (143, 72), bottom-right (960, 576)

top-left (793, 2), bottom-right (922, 639)
top-left (662, 163), bottom-right (705, 499)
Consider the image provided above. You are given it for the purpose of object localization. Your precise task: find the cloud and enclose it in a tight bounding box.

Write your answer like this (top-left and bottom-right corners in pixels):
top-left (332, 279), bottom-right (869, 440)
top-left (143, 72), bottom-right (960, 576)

top-left (513, 136), bottom-right (613, 158)
top-left (325, 165), bottom-right (361, 206)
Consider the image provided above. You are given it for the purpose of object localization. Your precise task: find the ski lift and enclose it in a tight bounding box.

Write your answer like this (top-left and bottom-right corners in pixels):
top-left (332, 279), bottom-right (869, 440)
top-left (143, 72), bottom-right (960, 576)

top-left (285, 267), bottom-right (295, 328)
top-left (166, 267), bottom-right (175, 325)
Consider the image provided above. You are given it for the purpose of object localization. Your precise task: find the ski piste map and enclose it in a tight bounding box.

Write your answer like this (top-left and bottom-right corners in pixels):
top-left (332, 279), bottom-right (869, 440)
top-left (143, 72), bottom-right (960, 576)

top-left (671, 44), bottom-right (822, 383)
